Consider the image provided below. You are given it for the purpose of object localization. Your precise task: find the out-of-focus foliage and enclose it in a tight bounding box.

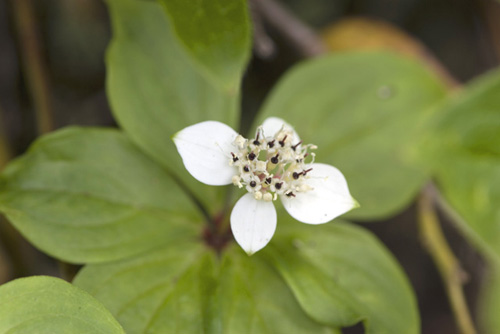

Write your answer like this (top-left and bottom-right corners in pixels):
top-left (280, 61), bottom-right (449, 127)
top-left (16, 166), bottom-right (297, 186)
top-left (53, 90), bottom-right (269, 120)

top-left (322, 18), bottom-right (428, 57)
top-left (0, 276), bottom-right (125, 333)
top-left (418, 69), bottom-right (500, 264)
top-left (320, 18), bottom-right (456, 87)
top-left (416, 69), bottom-right (500, 332)
top-left (255, 52), bottom-right (447, 220)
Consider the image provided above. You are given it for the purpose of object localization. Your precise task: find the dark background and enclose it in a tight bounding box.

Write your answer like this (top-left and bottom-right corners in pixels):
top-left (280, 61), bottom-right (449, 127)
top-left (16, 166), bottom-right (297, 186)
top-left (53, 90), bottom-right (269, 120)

top-left (0, 0), bottom-right (499, 333)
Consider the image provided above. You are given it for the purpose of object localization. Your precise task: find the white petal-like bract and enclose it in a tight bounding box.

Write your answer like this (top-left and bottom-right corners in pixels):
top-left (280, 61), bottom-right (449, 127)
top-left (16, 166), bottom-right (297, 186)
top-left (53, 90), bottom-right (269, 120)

top-left (173, 118), bottom-right (359, 254)
top-left (231, 193), bottom-right (277, 255)
top-left (281, 163), bottom-right (357, 224)
top-left (261, 117), bottom-right (301, 145)
top-left (173, 121), bottom-right (237, 186)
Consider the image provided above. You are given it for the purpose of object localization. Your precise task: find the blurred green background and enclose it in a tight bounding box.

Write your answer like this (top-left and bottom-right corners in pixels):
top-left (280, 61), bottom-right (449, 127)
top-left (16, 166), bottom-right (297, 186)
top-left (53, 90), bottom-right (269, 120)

top-left (0, 0), bottom-right (499, 333)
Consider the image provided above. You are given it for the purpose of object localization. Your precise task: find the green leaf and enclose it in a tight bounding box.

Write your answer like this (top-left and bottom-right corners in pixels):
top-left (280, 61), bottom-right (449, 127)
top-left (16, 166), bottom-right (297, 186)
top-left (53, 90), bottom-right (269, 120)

top-left (74, 242), bottom-right (339, 334)
top-left (263, 219), bottom-right (419, 333)
top-left (0, 127), bottom-right (201, 264)
top-left (418, 68), bottom-right (500, 264)
top-left (255, 51), bottom-right (447, 220)
top-left (74, 220), bottom-right (416, 333)
top-left (106, 0), bottom-right (240, 213)
top-left (0, 276), bottom-right (125, 334)
top-left (479, 265), bottom-right (500, 334)
top-left (219, 251), bottom-right (340, 334)
top-left (157, 0), bottom-right (251, 91)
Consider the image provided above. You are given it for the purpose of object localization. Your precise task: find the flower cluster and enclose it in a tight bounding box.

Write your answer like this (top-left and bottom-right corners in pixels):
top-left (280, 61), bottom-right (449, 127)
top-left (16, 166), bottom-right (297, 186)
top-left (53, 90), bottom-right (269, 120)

top-left (229, 124), bottom-right (317, 202)
top-left (174, 117), bottom-right (358, 255)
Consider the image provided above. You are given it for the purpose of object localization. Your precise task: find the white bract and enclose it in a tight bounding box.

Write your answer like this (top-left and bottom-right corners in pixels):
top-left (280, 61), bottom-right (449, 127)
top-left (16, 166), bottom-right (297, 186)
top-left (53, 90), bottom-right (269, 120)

top-left (173, 117), bottom-right (358, 255)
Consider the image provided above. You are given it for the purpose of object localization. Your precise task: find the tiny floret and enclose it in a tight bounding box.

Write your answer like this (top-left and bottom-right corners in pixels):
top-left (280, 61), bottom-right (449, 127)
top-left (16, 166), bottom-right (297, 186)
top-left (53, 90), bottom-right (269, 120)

top-left (263, 193), bottom-right (273, 202)
top-left (227, 123), bottom-right (317, 202)
top-left (234, 135), bottom-right (247, 149)
top-left (173, 117), bottom-right (358, 255)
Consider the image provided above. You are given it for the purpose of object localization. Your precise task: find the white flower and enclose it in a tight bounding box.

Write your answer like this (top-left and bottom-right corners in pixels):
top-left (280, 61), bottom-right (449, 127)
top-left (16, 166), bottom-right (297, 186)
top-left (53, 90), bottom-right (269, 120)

top-left (173, 117), bottom-right (358, 255)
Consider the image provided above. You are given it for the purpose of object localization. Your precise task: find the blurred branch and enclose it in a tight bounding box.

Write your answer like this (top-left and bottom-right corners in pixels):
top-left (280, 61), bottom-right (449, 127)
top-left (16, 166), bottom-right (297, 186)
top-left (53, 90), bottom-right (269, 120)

top-left (11, 0), bottom-right (54, 134)
top-left (419, 184), bottom-right (477, 334)
top-left (251, 0), bottom-right (327, 57)
top-left (249, 0), bottom-right (277, 59)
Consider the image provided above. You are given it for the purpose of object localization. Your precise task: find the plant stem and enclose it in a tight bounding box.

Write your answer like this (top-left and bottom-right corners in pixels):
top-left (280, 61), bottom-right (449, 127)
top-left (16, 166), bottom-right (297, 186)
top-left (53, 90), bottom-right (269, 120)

top-left (12, 0), bottom-right (54, 134)
top-left (418, 184), bottom-right (477, 334)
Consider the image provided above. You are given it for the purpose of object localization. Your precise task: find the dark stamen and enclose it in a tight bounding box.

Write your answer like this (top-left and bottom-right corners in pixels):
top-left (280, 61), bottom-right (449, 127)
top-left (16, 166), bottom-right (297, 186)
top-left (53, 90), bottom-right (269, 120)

top-left (231, 152), bottom-right (238, 162)
top-left (250, 181), bottom-right (257, 187)
top-left (275, 182), bottom-right (282, 190)
top-left (271, 154), bottom-right (279, 164)
top-left (279, 135), bottom-right (288, 147)
top-left (303, 168), bottom-right (313, 175)
top-left (286, 192), bottom-right (296, 197)
top-left (293, 168), bottom-right (313, 180)
top-left (248, 152), bottom-right (256, 161)
top-left (292, 141), bottom-right (302, 151)
top-left (253, 132), bottom-right (260, 145)
top-left (265, 177), bottom-right (272, 184)
top-left (267, 140), bottom-right (275, 148)
top-left (243, 165), bottom-right (250, 172)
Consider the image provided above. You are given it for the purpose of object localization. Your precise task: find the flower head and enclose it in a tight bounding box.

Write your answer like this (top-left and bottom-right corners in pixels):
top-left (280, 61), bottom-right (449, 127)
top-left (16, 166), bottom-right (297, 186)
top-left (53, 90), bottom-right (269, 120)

top-left (173, 117), bottom-right (358, 254)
